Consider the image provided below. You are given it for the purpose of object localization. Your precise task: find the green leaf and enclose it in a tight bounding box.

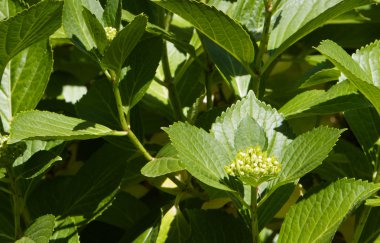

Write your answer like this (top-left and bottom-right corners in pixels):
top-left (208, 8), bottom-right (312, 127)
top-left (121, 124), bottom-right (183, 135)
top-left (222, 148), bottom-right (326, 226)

top-left (102, 15), bottom-right (147, 75)
top-left (0, 141), bottom-right (27, 166)
top-left (341, 40), bottom-right (380, 163)
top-left (50, 217), bottom-right (79, 243)
top-left (62, 145), bottom-right (127, 218)
top-left (344, 107), bottom-right (380, 163)
top-left (174, 53), bottom-right (205, 107)
top-left (15, 237), bottom-right (34, 243)
top-left (168, 209), bottom-right (191, 243)
top-left (280, 81), bottom-right (371, 118)
top-left (266, 0), bottom-right (370, 69)
top-left (120, 36), bottom-right (162, 109)
top-left (141, 143), bottom-right (185, 178)
top-left (76, 79), bottom-right (120, 129)
top-left (9, 111), bottom-right (126, 143)
top-left (28, 144), bottom-right (128, 223)
top-left (103, 0), bottom-right (122, 29)
top-left (200, 34), bottom-right (250, 98)
top-left (157, 143), bottom-right (178, 158)
top-left (278, 179), bottom-right (380, 243)
top-left (272, 127), bottom-right (343, 188)
top-left (62, 0), bottom-right (104, 52)
top-left (165, 122), bottom-right (232, 191)
top-left (365, 198), bottom-right (380, 207)
top-left (234, 116), bottom-right (267, 151)
top-left (142, 81), bottom-right (174, 121)
top-left (122, 10), bottom-right (196, 56)
top-left (141, 144), bottom-right (184, 177)
top-left (22, 215), bottom-right (55, 243)
top-left (299, 68), bottom-right (340, 88)
top-left (186, 209), bottom-right (250, 243)
top-left (82, 7), bottom-right (108, 54)
top-left (315, 39), bottom-right (380, 116)
top-left (154, 0), bottom-right (254, 65)
top-left (12, 139), bottom-right (63, 171)
top-left (231, 0), bottom-right (265, 39)
top-left (0, 167), bottom-right (5, 179)
top-left (142, 157), bottom-right (184, 177)
top-left (0, 0), bottom-right (23, 20)
top-left (211, 91), bottom-right (292, 158)
top-left (98, 192), bottom-right (149, 230)
top-left (132, 226), bottom-right (160, 243)
top-left (157, 206), bottom-right (190, 243)
top-left (258, 183), bottom-right (295, 230)
top-left (280, 90), bottom-right (325, 116)
top-left (0, 0), bottom-right (62, 76)
top-left (0, 40), bottom-right (53, 132)
top-left (14, 143), bottom-right (64, 179)
top-left (352, 40), bottom-right (380, 87)
top-left (316, 140), bottom-right (373, 181)
top-left (358, 207), bottom-right (380, 243)
top-left (0, 191), bottom-right (14, 242)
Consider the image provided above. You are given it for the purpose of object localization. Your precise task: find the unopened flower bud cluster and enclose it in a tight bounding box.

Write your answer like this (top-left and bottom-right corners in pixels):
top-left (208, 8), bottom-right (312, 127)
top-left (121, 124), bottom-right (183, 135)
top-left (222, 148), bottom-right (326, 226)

top-left (104, 27), bottom-right (117, 41)
top-left (225, 146), bottom-right (281, 179)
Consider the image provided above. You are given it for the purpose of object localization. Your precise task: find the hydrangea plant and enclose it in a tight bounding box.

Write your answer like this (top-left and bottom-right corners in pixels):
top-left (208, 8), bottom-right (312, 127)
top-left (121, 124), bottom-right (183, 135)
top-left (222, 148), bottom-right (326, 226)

top-left (1, 0), bottom-right (380, 242)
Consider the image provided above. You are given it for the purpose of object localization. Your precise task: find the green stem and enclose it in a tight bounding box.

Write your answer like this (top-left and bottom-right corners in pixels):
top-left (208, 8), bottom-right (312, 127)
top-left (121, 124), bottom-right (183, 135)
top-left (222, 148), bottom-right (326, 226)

top-left (168, 175), bottom-right (186, 191)
top-left (154, 77), bottom-right (167, 87)
top-left (185, 175), bottom-right (208, 200)
top-left (244, 63), bottom-right (260, 97)
top-left (0, 186), bottom-right (12, 194)
top-left (168, 82), bottom-right (185, 121)
top-left (162, 40), bottom-right (185, 121)
top-left (174, 191), bottom-right (185, 207)
top-left (205, 68), bottom-right (213, 110)
top-left (161, 41), bottom-right (172, 81)
top-left (251, 186), bottom-right (259, 243)
top-left (161, 11), bottom-right (185, 121)
top-left (251, 0), bottom-right (273, 99)
top-left (352, 168), bottom-right (380, 242)
top-left (186, 94), bottom-right (205, 124)
top-left (22, 207), bottom-right (32, 228)
top-left (272, 0), bottom-right (283, 12)
top-left (229, 191), bottom-right (250, 209)
top-left (113, 84), bottom-right (130, 131)
top-left (106, 70), bottom-right (154, 161)
top-left (257, 183), bottom-right (280, 208)
top-left (352, 206), bottom-right (371, 243)
top-left (6, 166), bottom-right (25, 238)
top-left (127, 128), bottom-right (153, 161)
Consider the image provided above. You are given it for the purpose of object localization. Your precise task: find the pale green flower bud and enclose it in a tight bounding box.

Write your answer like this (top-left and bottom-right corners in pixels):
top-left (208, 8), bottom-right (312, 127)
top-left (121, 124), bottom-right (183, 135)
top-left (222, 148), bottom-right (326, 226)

top-left (104, 27), bottom-right (117, 41)
top-left (224, 145), bottom-right (281, 186)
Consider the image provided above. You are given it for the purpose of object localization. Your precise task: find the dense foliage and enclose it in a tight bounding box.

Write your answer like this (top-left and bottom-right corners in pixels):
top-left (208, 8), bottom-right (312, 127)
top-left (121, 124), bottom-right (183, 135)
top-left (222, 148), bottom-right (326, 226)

top-left (1, 0), bottom-right (380, 242)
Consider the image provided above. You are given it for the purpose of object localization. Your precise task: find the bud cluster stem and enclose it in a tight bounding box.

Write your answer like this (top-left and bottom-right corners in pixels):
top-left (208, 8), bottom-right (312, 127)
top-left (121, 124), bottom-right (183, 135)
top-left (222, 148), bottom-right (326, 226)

top-left (251, 186), bottom-right (259, 243)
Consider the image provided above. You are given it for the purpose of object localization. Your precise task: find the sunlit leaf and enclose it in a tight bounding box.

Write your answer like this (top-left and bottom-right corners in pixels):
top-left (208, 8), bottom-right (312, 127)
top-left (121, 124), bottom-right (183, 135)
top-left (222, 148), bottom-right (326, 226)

top-left (278, 179), bottom-right (380, 242)
top-left (0, 0), bottom-right (62, 75)
top-left (9, 111), bottom-right (126, 143)
top-left (316, 39), bottom-right (380, 116)
top-left (266, 0), bottom-right (370, 70)
top-left (154, 0), bottom-right (254, 65)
